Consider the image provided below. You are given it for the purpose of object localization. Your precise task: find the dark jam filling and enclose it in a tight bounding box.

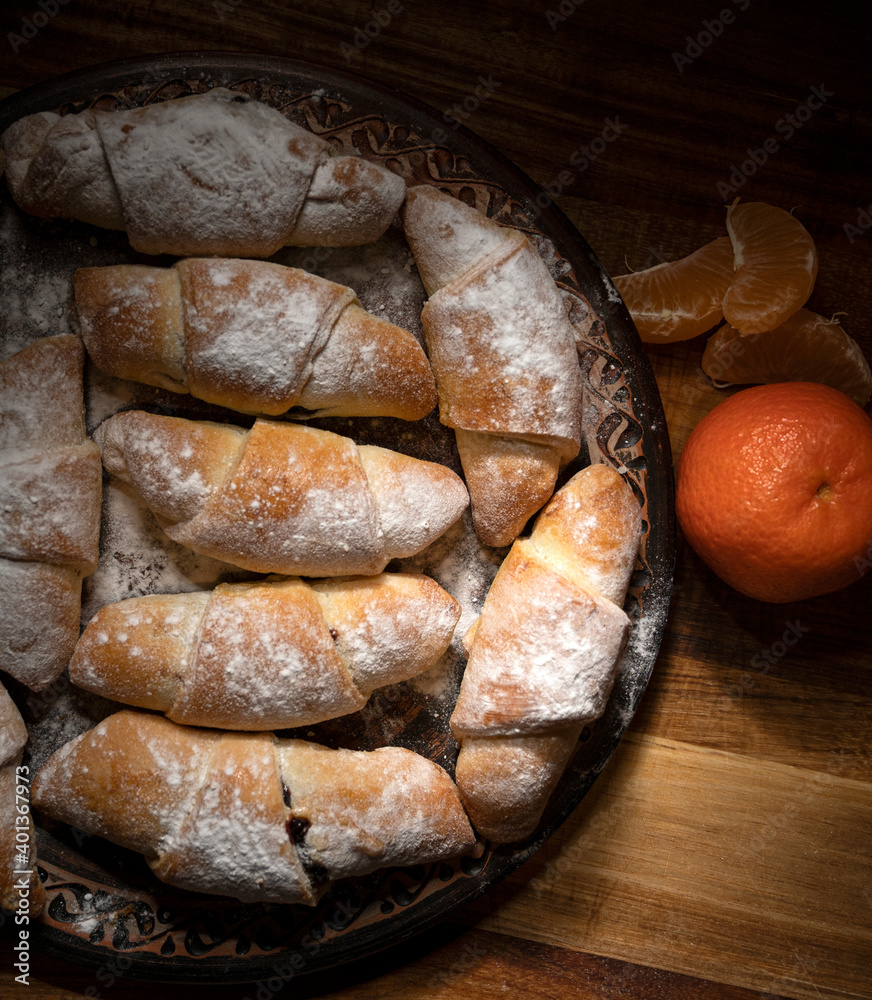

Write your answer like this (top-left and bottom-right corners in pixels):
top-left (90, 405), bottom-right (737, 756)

top-left (329, 628), bottom-right (339, 642)
top-left (286, 815), bottom-right (310, 844)
top-left (285, 814), bottom-right (330, 887)
top-left (281, 781), bottom-right (292, 808)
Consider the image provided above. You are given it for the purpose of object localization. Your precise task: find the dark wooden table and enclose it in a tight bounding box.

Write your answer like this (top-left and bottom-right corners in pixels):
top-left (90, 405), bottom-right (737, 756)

top-left (1, 1), bottom-right (871, 997)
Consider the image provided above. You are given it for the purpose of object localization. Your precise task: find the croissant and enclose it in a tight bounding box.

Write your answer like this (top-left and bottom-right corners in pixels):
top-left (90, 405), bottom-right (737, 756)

top-left (402, 185), bottom-right (584, 547)
top-left (72, 257), bottom-right (436, 420)
top-left (32, 710), bottom-right (476, 904)
top-left (1, 88), bottom-right (406, 257)
top-left (70, 573), bottom-right (461, 730)
top-left (95, 410), bottom-right (469, 577)
top-left (1, 681), bottom-right (44, 915)
top-left (450, 464), bottom-right (642, 842)
top-left (0, 336), bottom-right (102, 691)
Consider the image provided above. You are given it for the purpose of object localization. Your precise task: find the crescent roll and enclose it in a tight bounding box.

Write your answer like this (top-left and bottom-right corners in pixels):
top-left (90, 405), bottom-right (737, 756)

top-left (70, 573), bottom-right (461, 730)
top-left (0, 336), bottom-right (102, 691)
top-left (95, 411), bottom-right (469, 577)
top-left (32, 710), bottom-right (476, 905)
top-left (403, 185), bottom-right (584, 547)
top-left (72, 258), bottom-right (436, 420)
top-left (450, 464), bottom-right (642, 841)
top-left (1, 88), bottom-right (406, 257)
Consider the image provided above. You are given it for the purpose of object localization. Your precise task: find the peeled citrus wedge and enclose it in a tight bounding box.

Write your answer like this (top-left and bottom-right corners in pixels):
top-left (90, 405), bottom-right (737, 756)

top-left (723, 201), bottom-right (818, 335)
top-left (613, 237), bottom-right (734, 343)
top-left (702, 308), bottom-right (872, 407)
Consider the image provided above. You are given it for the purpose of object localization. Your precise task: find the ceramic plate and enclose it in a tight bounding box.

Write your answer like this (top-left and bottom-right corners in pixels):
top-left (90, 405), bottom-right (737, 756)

top-left (0, 52), bottom-right (674, 983)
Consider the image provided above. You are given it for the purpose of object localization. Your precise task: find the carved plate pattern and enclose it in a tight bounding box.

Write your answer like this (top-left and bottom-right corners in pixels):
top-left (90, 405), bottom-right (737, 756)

top-left (0, 54), bottom-right (674, 983)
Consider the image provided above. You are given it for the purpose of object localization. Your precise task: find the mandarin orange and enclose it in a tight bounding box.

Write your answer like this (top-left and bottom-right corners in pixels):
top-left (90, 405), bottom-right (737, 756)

top-left (723, 201), bottom-right (818, 335)
top-left (613, 237), bottom-right (734, 343)
top-left (676, 382), bottom-right (872, 603)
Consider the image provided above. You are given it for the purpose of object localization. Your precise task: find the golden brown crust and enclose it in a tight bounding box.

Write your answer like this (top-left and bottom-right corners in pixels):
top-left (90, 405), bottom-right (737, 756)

top-left (450, 539), bottom-right (630, 738)
top-left (453, 726), bottom-right (581, 844)
top-left (69, 591), bottom-right (209, 714)
top-left (175, 258), bottom-right (353, 415)
top-left (532, 462), bottom-right (643, 606)
top-left (97, 411), bottom-right (245, 528)
top-left (291, 155), bottom-right (407, 247)
top-left (0, 334), bottom-right (89, 451)
top-left (279, 739), bottom-right (476, 881)
top-left (311, 573), bottom-right (461, 693)
top-left (70, 574), bottom-right (461, 730)
top-left (2, 90), bottom-right (406, 256)
top-left (171, 579), bottom-right (363, 730)
top-left (450, 464), bottom-right (642, 842)
top-left (0, 560), bottom-right (82, 692)
top-left (419, 239), bottom-right (581, 452)
top-left (32, 711), bottom-right (476, 905)
top-left (74, 258), bottom-right (436, 420)
top-left (0, 335), bottom-right (101, 691)
top-left (72, 265), bottom-right (187, 391)
top-left (152, 730), bottom-right (313, 904)
top-left (298, 303), bottom-right (437, 420)
top-left (0, 446), bottom-right (102, 571)
top-left (403, 185), bottom-right (583, 547)
top-left (190, 419), bottom-right (385, 575)
top-left (31, 711), bottom-right (221, 861)
top-left (455, 430), bottom-right (561, 547)
top-left (97, 412), bottom-right (468, 577)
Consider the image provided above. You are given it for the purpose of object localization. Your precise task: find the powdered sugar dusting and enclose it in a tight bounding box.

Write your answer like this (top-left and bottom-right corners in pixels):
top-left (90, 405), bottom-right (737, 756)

top-left (0, 209), bottom-right (73, 357)
top-left (83, 479), bottom-right (249, 622)
top-left (1, 125), bottom-right (668, 918)
top-left (423, 240), bottom-right (583, 445)
top-left (94, 89), bottom-right (328, 257)
top-left (176, 258), bottom-right (354, 413)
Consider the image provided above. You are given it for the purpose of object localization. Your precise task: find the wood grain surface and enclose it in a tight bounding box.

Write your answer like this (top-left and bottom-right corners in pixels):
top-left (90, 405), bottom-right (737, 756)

top-left (1, 1), bottom-right (871, 998)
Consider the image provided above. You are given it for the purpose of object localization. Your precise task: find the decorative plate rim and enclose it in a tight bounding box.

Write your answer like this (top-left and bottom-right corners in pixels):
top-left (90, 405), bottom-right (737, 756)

top-left (0, 51), bottom-right (675, 984)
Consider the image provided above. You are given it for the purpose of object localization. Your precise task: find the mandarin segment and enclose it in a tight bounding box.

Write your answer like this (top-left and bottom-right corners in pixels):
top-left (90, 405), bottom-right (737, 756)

top-left (613, 237), bottom-right (734, 343)
top-left (723, 201), bottom-right (818, 335)
top-left (675, 382), bottom-right (872, 603)
top-left (702, 309), bottom-right (872, 407)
